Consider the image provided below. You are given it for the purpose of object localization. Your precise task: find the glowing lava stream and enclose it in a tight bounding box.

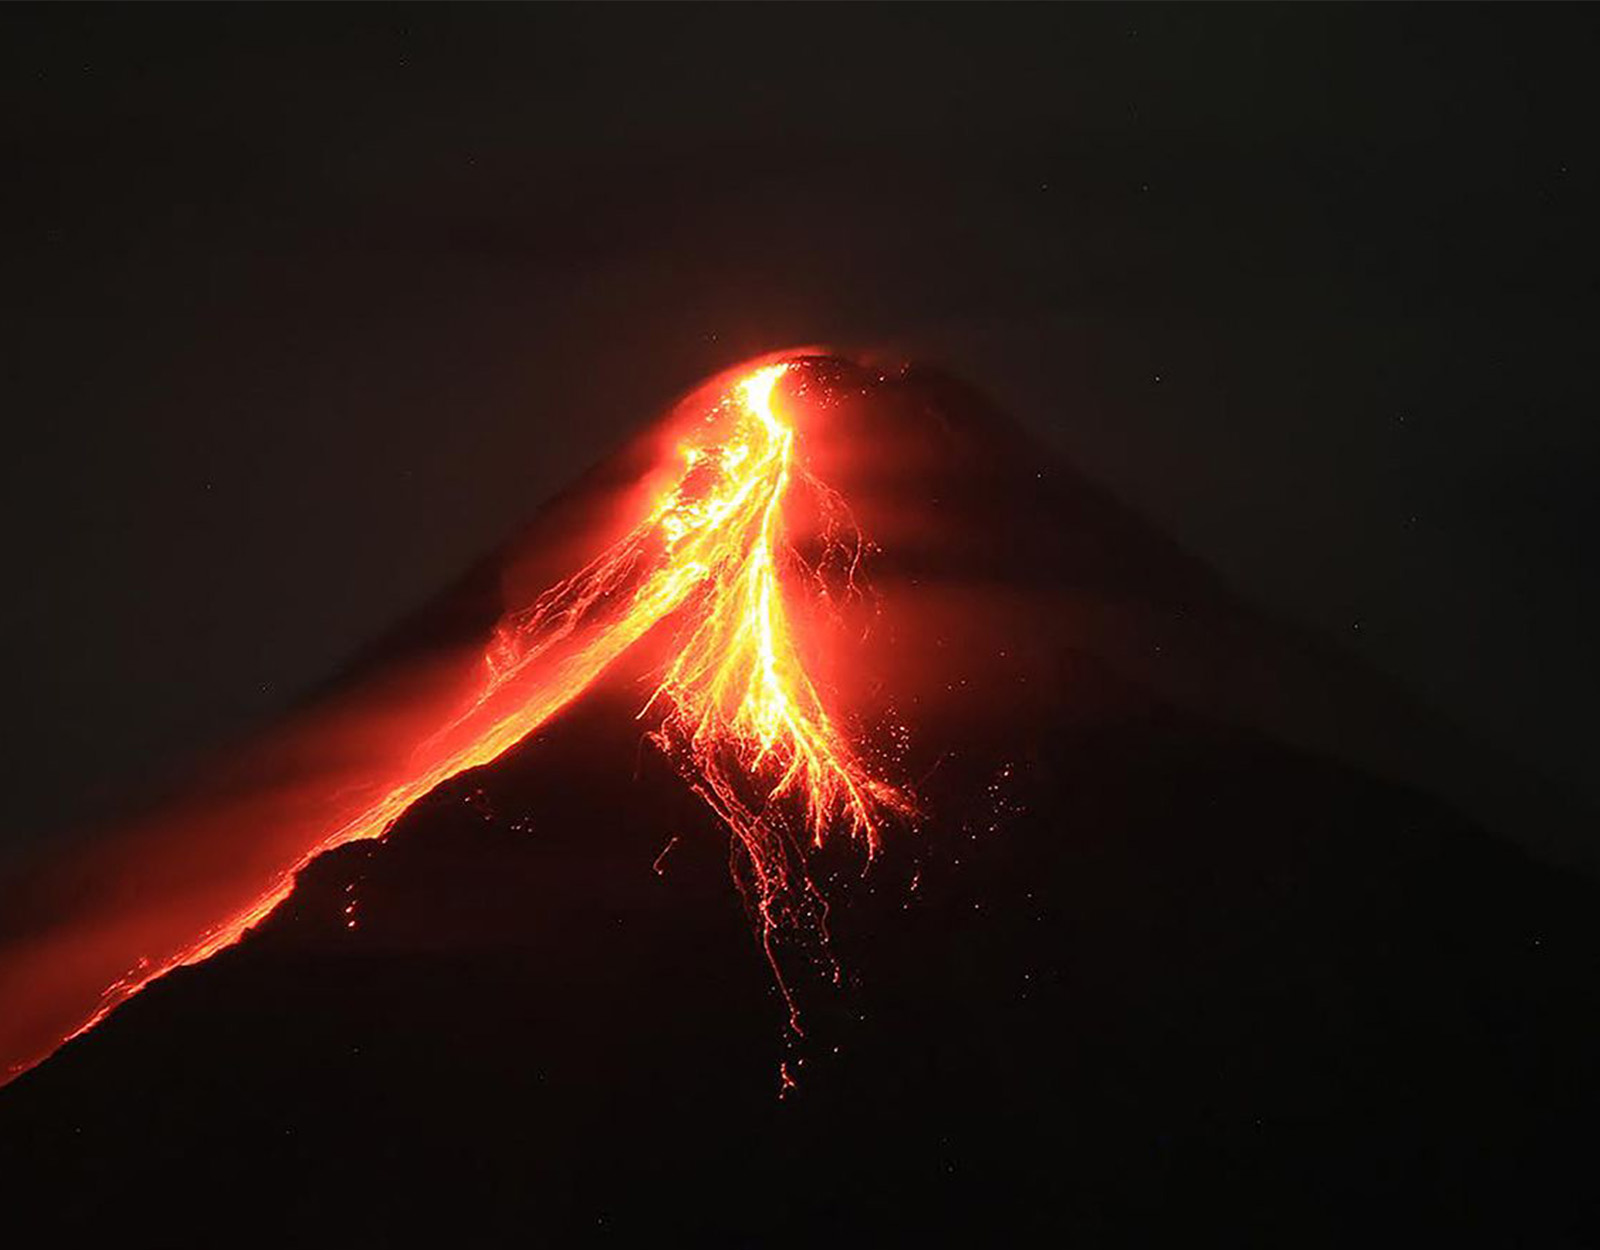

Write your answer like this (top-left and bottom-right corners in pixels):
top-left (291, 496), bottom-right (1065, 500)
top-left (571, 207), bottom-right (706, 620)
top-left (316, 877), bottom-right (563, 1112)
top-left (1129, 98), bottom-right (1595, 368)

top-left (67, 363), bottom-right (909, 1050)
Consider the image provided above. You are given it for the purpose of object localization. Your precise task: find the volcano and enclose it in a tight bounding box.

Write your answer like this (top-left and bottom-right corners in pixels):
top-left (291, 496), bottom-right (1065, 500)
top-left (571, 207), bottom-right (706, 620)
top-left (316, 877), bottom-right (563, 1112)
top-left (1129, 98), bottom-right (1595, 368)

top-left (1, 356), bottom-right (1596, 1245)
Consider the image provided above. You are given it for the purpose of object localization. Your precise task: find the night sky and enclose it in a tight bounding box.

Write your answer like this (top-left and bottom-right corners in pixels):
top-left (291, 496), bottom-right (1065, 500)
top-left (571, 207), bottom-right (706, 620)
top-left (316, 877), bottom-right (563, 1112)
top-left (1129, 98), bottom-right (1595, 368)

top-left (3, 6), bottom-right (1597, 865)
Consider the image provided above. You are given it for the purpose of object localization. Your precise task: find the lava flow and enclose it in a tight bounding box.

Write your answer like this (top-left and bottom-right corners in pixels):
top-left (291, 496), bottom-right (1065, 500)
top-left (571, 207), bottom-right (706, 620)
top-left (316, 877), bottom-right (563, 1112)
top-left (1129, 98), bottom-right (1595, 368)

top-left (46, 361), bottom-right (909, 1066)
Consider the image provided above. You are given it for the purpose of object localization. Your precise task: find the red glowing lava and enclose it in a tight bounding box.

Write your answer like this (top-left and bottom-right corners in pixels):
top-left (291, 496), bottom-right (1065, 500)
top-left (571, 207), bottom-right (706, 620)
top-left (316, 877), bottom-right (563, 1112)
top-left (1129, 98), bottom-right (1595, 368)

top-left (16, 360), bottom-right (910, 1078)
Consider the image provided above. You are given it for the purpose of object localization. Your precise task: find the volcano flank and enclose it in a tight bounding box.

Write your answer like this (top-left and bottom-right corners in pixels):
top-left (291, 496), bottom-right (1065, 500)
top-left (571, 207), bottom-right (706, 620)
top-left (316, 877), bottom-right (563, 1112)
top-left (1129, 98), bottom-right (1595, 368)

top-left (1, 357), bottom-right (1596, 1245)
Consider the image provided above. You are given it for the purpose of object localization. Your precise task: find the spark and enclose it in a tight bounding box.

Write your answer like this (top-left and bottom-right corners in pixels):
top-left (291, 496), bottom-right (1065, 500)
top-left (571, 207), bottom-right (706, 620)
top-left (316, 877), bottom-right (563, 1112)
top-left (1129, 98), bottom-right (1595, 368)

top-left (652, 836), bottom-right (681, 877)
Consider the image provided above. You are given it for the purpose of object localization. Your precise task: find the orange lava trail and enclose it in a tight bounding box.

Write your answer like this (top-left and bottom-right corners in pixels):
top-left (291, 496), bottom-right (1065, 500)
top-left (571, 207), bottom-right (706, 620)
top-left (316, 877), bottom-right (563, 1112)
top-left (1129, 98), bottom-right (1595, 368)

top-left (66, 363), bottom-right (908, 1051)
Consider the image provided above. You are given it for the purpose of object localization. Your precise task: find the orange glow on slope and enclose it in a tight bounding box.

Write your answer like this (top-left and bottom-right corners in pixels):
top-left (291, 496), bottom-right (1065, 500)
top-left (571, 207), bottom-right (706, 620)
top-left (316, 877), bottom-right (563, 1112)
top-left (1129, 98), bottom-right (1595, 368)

top-left (63, 362), bottom-right (908, 1052)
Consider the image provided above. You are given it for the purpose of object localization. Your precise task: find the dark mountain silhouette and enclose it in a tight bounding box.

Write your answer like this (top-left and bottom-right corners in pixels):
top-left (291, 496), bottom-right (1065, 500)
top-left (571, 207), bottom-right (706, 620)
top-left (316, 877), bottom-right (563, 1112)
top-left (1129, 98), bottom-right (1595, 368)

top-left (1, 359), bottom-right (1596, 1246)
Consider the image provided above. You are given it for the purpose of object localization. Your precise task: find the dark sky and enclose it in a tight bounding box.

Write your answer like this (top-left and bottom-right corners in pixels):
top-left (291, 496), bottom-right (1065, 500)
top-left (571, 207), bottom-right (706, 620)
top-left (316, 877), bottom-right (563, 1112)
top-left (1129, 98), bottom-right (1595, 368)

top-left (3, 6), bottom-right (1597, 861)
